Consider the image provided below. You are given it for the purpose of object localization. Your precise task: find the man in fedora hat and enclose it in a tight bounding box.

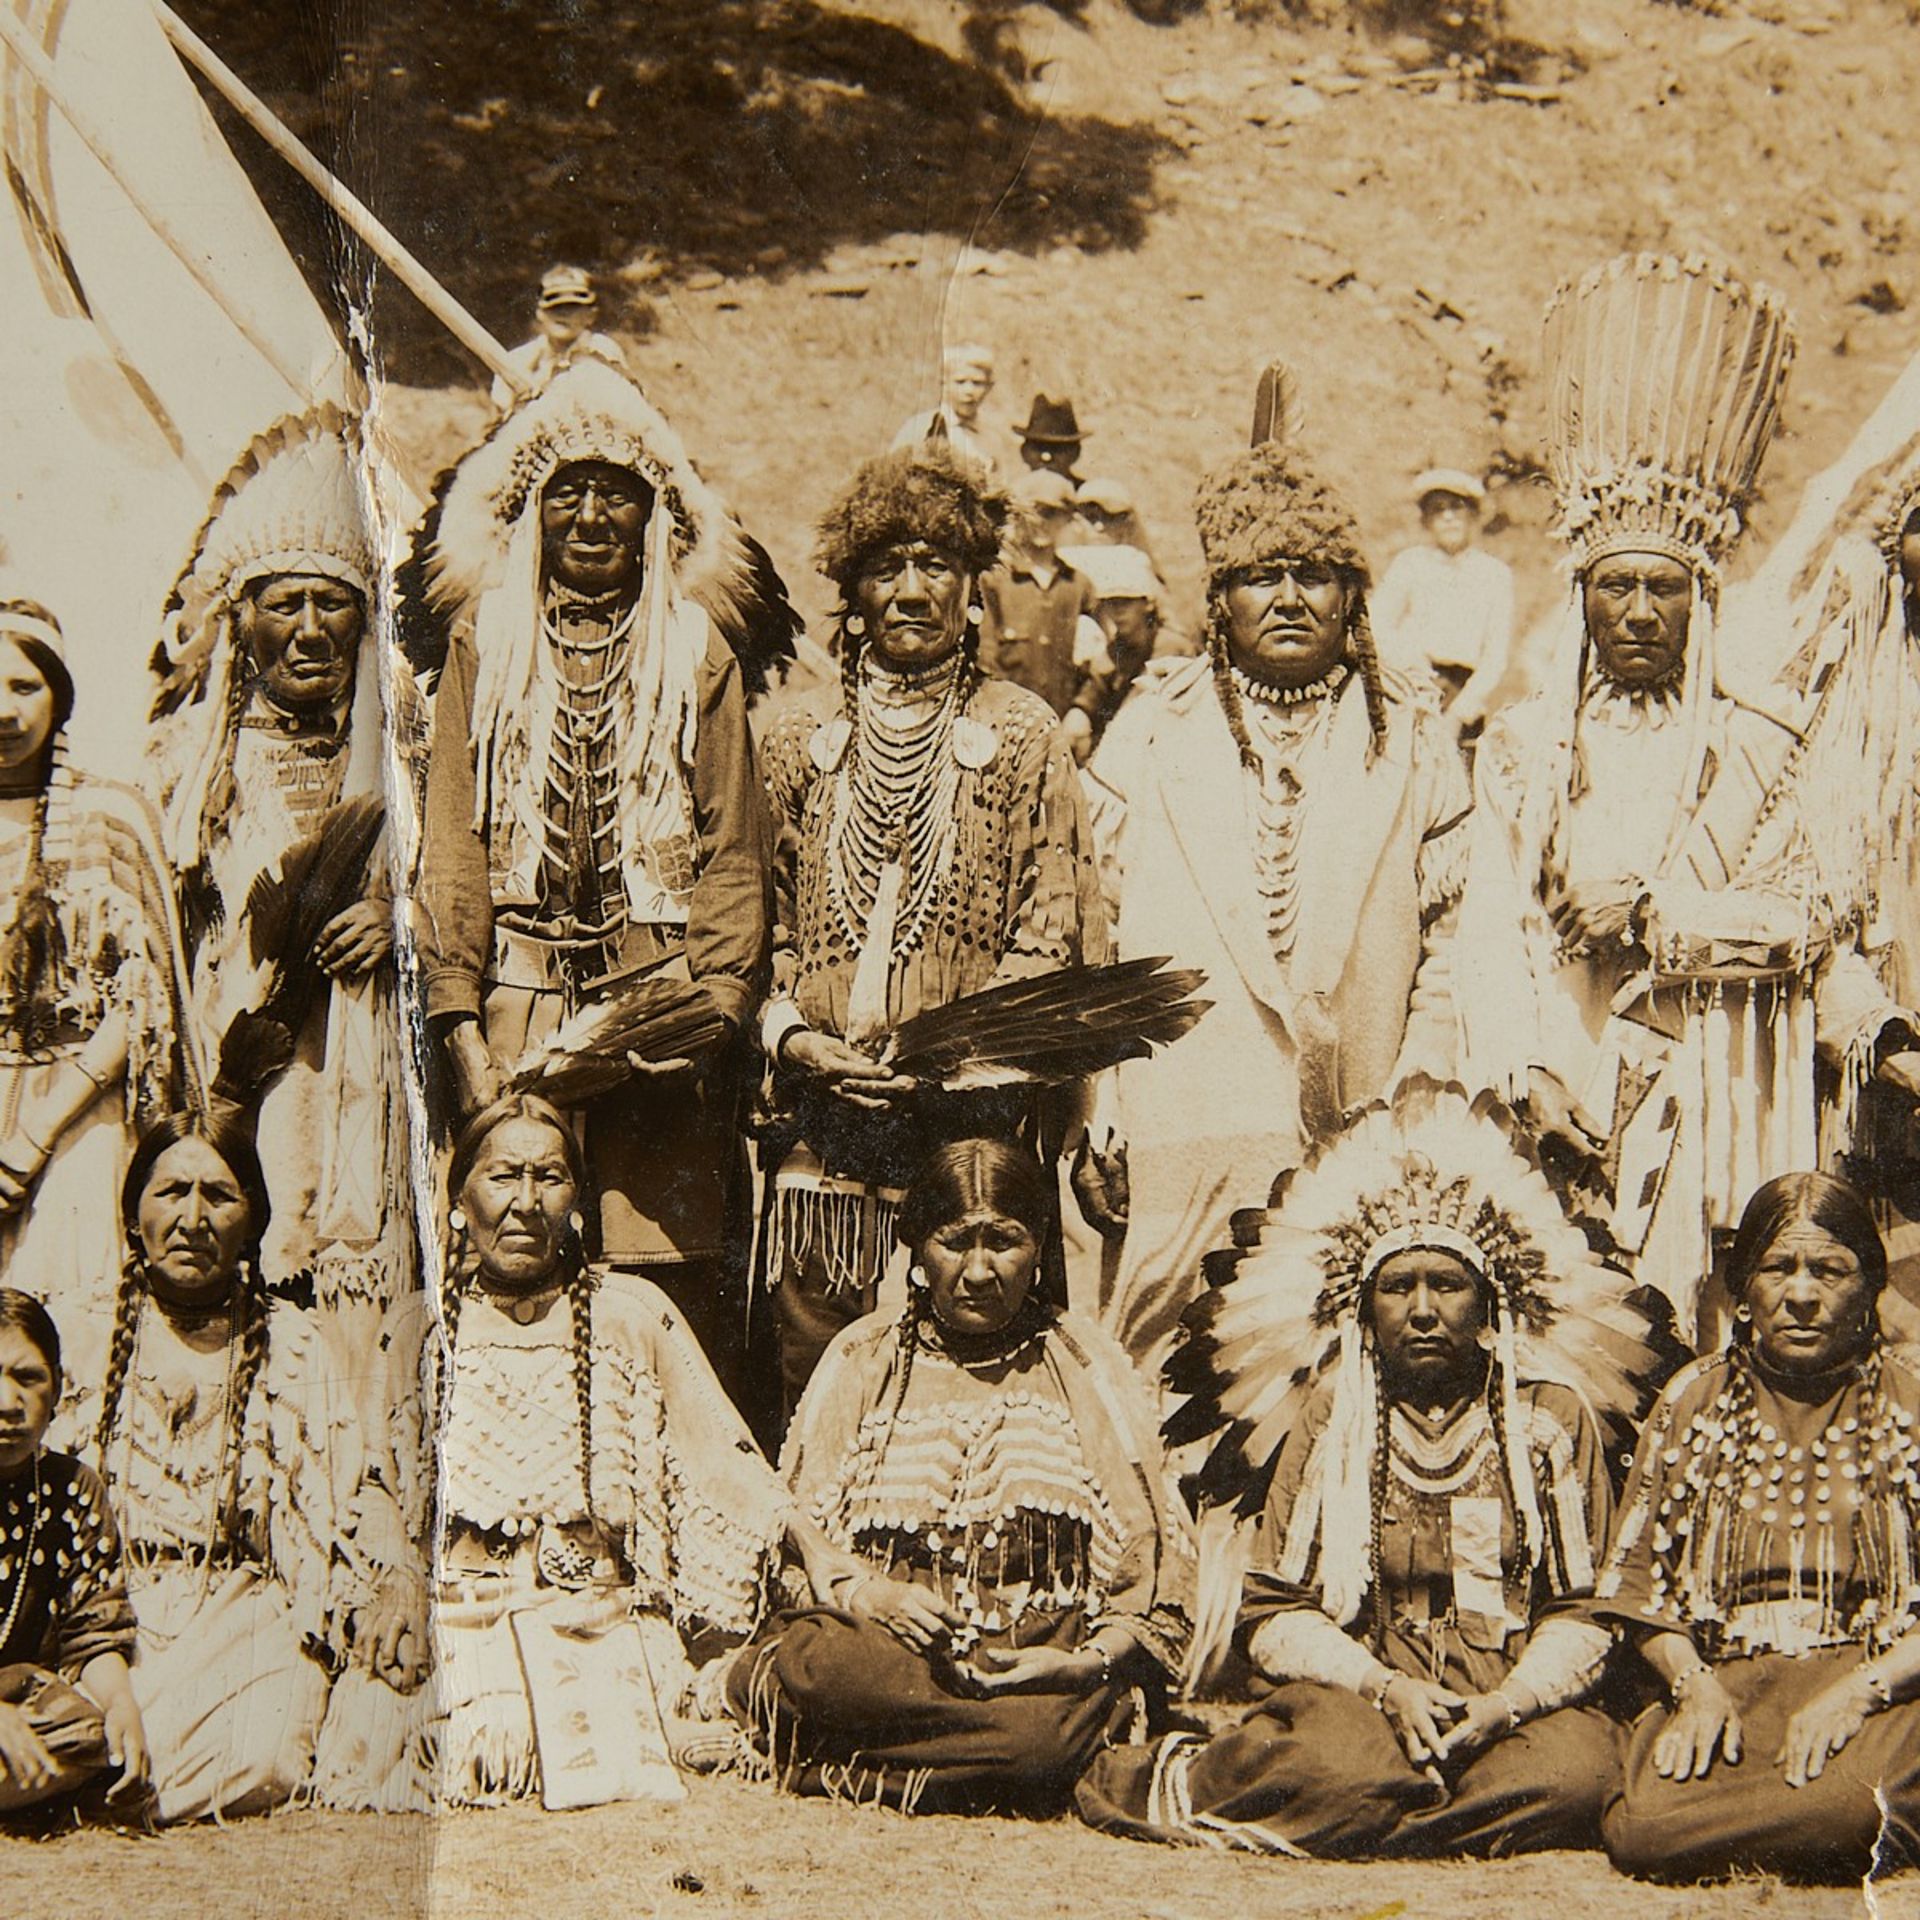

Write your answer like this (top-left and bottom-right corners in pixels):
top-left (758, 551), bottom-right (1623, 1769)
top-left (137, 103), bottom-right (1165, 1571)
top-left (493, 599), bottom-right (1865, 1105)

top-left (488, 264), bottom-right (628, 412)
top-left (1371, 466), bottom-right (1514, 730)
top-left (1016, 394), bottom-right (1085, 482)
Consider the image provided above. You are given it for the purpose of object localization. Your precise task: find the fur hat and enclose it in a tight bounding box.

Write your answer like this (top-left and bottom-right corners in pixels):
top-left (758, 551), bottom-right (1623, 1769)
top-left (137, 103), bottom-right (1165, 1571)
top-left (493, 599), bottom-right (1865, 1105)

top-left (1193, 443), bottom-right (1370, 588)
top-left (815, 445), bottom-right (1007, 593)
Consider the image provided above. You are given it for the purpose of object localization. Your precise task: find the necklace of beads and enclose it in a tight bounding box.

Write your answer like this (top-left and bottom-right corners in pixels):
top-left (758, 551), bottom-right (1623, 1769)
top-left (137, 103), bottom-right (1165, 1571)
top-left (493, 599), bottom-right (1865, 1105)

top-left (541, 597), bottom-right (640, 916)
top-left (1232, 665), bottom-right (1344, 958)
top-left (825, 654), bottom-right (965, 957)
top-left (1646, 1348), bottom-right (1920, 1654)
top-left (0, 1458), bottom-right (44, 1655)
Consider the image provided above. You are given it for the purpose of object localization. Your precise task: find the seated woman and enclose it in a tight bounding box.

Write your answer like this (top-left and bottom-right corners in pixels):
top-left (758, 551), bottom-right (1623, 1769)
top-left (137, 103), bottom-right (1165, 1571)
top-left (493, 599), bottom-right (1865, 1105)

top-left (729, 1136), bottom-right (1191, 1814)
top-left (0, 1289), bottom-right (146, 1819)
top-left (331, 1094), bottom-right (791, 1809)
top-left (1078, 1080), bottom-right (1658, 1856)
top-left (1599, 1171), bottom-right (1920, 1881)
top-left (95, 1111), bottom-right (390, 1822)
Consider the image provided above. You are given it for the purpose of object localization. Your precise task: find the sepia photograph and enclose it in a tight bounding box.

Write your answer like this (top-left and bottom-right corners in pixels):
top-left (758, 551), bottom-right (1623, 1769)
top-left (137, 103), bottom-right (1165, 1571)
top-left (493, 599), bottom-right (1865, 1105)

top-left (5, 0), bottom-right (1920, 1914)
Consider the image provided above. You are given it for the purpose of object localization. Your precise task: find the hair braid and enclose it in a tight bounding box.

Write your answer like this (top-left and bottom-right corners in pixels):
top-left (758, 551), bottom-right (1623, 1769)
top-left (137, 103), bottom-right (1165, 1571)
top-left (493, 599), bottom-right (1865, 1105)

top-left (1368, 1354), bottom-right (1391, 1656)
top-left (1203, 598), bottom-right (1259, 772)
top-left (1484, 1361), bottom-right (1523, 1569)
top-left (564, 1247), bottom-right (596, 1527)
top-left (93, 1247), bottom-right (149, 1478)
top-left (216, 1259), bottom-right (271, 1562)
top-left (196, 623), bottom-right (252, 872)
top-left (1346, 594), bottom-right (1390, 762)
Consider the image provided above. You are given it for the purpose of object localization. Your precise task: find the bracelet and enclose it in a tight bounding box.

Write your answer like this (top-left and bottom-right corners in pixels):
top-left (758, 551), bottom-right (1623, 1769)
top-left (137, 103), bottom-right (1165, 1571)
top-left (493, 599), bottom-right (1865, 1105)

top-left (1489, 1689), bottom-right (1521, 1733)
top-left (1088, 1642), bottom-right (1116, 1689)
top-left (1360, 1668), bottom-right (1395, 1711)
top-left (1859, 1666), bottom-right (1892, 1714)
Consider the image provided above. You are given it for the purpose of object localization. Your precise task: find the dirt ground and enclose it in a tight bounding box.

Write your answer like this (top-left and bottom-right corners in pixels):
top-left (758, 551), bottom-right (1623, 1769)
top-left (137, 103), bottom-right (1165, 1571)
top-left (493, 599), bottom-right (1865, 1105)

top-left (4, 1778), bottom-right (1911, 1920)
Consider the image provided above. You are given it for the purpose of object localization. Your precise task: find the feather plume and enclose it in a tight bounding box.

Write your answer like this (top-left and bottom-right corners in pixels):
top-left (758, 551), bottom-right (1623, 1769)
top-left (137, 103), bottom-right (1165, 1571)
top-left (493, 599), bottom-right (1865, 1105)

top-left (879, 958), bottom-right (1210, 1091)
top-left (1250, 360), bottom-right (1306, 452)
top-left (505, 976), bottom-right (728, 1106)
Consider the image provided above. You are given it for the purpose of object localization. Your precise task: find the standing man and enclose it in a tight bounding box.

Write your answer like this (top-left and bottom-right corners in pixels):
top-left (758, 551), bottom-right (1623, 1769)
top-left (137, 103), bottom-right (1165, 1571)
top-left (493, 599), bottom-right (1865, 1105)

top-left (488, 265), bottom-right (628, 413)
top-left (757, 446), bottom-right (1107, 1410)
top-left (1371, 468), bottom-right (1515, 732)
top-left (1455, 253), bottom-right (1912, 1338)
top-left (1084, 436), bottom-right (1469, 1368)
top-left (415, 360), bottom-right (773, 1379)
top-left (145, 407), bottom-right (411, 1334)
top-left (890, 343), bottom-right (1000, 478)
top-left (979, 468), bottom-right (1106, 748)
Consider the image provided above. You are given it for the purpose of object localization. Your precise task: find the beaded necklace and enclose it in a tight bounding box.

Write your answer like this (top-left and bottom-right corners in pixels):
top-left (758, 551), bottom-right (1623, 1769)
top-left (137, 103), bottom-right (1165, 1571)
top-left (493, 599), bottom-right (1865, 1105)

top-left (825, 653), bottom-right (965, 958)
top-left (0, 1457), bottom-right (44, 1655)
top-left (1233, 664), bottom-right (1344, 959)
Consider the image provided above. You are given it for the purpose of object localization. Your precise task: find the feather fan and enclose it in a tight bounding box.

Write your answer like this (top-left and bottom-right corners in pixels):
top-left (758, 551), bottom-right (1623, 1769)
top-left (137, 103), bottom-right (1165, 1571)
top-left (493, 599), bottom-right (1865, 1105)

top-left (879, 958), bottom-right (1210, 1091)
top-left (240, 794), bottom-right (387, 1043)
top-left (505, 976), bottom-right (728, 1106)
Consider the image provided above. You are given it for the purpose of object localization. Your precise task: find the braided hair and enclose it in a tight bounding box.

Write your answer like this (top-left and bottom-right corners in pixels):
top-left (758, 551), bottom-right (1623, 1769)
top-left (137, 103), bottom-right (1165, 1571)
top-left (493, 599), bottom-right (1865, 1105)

top-left (98, 1110), bottom-right (274, 1559)
top-left (1366, 1349), bottom-right (1392, 1656)
top-left (444, 1093), bottom-right (598, 1524)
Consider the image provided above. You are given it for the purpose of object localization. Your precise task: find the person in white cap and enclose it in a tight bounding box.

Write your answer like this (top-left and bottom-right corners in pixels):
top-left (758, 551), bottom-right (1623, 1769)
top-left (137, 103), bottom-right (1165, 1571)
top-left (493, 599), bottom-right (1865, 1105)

top-left (488, 264), bottom-right (628, 412)
top-left (890, 343), bottom-right (1001, 478)
top-left (1371, 467), bottom-right (1515, 731)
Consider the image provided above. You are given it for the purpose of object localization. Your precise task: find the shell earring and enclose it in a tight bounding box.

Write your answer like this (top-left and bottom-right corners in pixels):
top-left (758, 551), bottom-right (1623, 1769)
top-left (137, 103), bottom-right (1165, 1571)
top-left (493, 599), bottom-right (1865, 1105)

top-left (1475, 1326), bottom-right (1496, 1353)
top-left (567, 1210), bottom-right (586, 1236)
top-left (447, 1207), bottom-right (467, 1234)
top-left (966, 602), bottom-right (983, 626)
top-left (909, 1264), bottom-right (929, 1291)
top-left (844, 612), bottom-right (866, 637)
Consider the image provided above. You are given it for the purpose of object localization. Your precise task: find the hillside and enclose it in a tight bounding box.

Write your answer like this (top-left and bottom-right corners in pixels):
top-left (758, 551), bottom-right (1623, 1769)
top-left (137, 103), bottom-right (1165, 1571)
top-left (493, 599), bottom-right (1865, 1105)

top-left (177, 0), bottom-right (1920, 645)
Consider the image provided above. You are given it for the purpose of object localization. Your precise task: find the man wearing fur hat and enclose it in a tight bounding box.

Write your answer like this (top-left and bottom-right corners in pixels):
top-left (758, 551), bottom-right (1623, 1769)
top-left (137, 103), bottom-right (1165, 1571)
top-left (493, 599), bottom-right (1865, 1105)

top-left (144, 407), bottom-right (411, 1331)
top-left (1082, 439), bottom-right (1469, 1369)
top-left (415, 362), bottom-right (773, 1366)
top-left (756, 446), bottom-right (1107, 1410)
top-left (1455, 254), bottom-right (1914, 1339)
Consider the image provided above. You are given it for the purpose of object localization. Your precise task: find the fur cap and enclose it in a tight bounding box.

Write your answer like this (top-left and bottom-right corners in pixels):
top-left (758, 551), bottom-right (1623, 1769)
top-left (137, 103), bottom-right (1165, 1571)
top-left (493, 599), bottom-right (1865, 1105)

top-left (1193, 443), bottom-right (1370, 588)
top-left (814, 446), bottom-right (1007, 593)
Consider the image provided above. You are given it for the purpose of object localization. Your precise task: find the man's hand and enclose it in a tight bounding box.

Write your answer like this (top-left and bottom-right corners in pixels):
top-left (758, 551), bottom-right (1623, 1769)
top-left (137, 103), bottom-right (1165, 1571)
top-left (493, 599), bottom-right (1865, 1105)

top-left (443, 1019), bottom-right (504, 1121)
top-left (780, 1030), bottom-right (918, 1111)
top-left (1548, 877), bottom-right (1643, 953)
top-left (849, 1572), bottom-right (962, 1655)
top-left (0, 1131), bottom-right (49, 1216)
top-left (1430, 1691), bottom-right (1516, 1768)
top-left (1071, 1136), bottom-right (1130, 1236)
top-left (1379, 1673), bottom-right (1466, 1776)
top-left (315, 900), bottom-right (394, 979)
top-left (1521, 1066), bottom-right (1604, 1156)
top-left (1777, 1672), bottom-right (1875, 1788)
top-left (1653, 1668), bottom-right (1741, 1781)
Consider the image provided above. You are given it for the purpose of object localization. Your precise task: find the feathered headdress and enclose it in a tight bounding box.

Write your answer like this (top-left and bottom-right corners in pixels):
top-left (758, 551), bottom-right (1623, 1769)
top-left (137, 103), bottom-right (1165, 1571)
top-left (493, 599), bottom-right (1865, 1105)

top-left (150, 405), bottom-right (375, 720)
top-left (1543, 252), bottom-right (1796, 581)
top-left (1168, 1079), bottom-right (1660, 1622)
top-left (146, 410), bottom-right (384, 890)
top-left (420, 357), bottom-right (795, 690)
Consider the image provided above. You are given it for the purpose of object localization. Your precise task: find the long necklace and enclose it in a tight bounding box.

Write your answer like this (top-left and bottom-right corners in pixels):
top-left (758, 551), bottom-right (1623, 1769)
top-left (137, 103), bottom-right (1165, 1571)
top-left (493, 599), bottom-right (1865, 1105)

top-left (543, 602), bottom-right (637, 920)
top-left (0, 1457), bottom-right (44, 1655)
top-left (825, 654), bottom-right (966, 957)
top-left (1235, 667), bottom-right (1343, 959)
